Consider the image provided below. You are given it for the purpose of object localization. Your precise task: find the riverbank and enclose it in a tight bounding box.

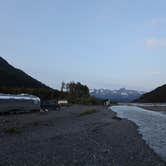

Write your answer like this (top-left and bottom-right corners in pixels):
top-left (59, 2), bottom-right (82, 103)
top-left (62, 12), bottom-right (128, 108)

top-left (125, 103), bottom-right (166, 112)
top-left (111, 105), bottom-right (166, 162)
top-left (139, 105), bottom-right (166, 112)
top-left (0, 105), bottom-right (165, 166)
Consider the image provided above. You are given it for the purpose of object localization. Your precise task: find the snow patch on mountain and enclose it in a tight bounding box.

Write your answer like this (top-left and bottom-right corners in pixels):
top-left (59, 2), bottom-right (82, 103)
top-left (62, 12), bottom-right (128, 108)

top-left (90, 88), bottom-right (145, 102)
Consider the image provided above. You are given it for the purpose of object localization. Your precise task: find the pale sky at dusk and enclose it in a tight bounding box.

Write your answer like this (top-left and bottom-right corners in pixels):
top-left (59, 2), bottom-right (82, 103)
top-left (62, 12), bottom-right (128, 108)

top-left (0, 0), bottom-right (166, 91)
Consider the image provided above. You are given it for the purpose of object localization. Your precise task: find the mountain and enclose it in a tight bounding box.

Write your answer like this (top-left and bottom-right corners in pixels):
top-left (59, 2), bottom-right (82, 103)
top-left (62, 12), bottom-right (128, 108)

top-left (135, 84), bottom-right (166, 103)
top-left (90, 88), bottom-right (145, 102)
top-left (0, 57), bottom-right (50, 89)
top-left (0, 57), bottom-right (60, 100)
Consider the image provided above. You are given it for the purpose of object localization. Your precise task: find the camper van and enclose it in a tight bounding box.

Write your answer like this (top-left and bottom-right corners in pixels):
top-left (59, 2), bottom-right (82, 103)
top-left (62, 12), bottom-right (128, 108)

top-left (0, 93), bottom-right (41, 114)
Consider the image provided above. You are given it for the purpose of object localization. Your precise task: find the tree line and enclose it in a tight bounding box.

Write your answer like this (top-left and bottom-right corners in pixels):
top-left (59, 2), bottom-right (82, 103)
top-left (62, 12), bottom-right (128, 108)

top-left (60, 82), bottom-right (104, 105)
top-left (0, 82), bottom-right (104, 105)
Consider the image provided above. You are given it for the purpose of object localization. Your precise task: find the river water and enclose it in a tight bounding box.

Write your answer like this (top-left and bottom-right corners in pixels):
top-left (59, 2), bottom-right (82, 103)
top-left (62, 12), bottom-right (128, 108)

top-left (110, 105), bottom-right (166, 161)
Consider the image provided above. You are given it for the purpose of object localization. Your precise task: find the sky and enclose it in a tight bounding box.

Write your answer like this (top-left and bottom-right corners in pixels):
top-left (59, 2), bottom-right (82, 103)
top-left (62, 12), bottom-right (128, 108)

top-left (0, 0), bottom-right (166, 91)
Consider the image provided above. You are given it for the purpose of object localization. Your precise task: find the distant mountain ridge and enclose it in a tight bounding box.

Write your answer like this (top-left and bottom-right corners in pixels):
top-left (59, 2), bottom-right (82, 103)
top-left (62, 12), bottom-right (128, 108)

top-left (90, 88), bottom-right (145, 102)
top-left (0, 57), bottom-right (50, 89)
top-left (135, 84), bottom-right (166, 103)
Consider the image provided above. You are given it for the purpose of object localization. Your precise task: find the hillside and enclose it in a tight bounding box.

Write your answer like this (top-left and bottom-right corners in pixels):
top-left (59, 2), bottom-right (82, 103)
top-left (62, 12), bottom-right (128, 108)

top-left (0, 57), bottom-right (50, 89)
top-left (0, 57), bottom-right (60, 99)
top-left (135, 84), bottom-right (166, 103)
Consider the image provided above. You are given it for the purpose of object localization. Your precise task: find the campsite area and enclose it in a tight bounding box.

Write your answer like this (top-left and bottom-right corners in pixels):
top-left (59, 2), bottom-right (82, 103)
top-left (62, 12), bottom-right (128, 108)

top-left (0, 105), bottom-right (165, 166)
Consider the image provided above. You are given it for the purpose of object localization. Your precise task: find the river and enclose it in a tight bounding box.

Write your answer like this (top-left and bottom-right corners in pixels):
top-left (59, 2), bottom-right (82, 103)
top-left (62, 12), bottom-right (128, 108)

top-left (110, 105), bottom-right (166, 161)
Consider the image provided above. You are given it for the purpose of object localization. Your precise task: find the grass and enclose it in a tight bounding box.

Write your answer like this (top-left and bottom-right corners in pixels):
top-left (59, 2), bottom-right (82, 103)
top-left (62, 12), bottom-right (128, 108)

top-left (5, 127), bottom-right (22, 134)
top-left (79, 109), bottom-right (98, 116)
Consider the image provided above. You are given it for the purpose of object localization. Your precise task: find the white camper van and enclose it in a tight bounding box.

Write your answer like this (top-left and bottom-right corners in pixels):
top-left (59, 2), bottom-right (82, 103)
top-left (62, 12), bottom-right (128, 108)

top-left (0, 93), bottom-right (40, 114)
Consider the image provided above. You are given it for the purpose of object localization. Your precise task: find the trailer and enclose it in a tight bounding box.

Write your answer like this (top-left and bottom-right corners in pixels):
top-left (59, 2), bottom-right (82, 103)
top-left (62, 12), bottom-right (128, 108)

top-left (0, 93), bottom-right (41, 114)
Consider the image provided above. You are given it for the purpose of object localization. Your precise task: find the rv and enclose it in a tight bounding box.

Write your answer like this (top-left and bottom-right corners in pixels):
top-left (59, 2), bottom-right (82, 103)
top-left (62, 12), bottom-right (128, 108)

top-left (0, 93), bottom-right (40, 114)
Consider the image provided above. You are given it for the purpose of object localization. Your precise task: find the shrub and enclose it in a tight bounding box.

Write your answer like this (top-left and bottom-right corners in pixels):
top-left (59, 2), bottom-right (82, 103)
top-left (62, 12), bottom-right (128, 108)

top-left (5, 127), bottom-right (22, 134)
top-left (79, 109), bottom-right (98, 116)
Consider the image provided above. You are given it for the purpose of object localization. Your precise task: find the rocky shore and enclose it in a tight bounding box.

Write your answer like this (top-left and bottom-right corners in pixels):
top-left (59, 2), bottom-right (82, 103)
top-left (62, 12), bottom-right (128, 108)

top-left (0, 105), bottom-right (165, 166)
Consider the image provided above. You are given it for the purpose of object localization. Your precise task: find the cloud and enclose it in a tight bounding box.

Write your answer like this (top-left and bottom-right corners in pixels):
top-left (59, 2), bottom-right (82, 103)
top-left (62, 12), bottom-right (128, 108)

top-left (151, 18), bottom-right (166, 26)
top-left (145, 38), bottom-right (166, 48)
top-left (148, 71), bottom-right (161, 76)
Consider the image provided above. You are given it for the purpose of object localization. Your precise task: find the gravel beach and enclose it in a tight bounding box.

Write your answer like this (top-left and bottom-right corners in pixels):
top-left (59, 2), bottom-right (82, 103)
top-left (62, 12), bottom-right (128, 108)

top-left (0, 105), bottom-right (165, 166)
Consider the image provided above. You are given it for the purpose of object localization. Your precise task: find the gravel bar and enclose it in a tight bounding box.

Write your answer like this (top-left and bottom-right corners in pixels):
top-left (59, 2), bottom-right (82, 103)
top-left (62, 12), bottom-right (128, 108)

top-left (0, 105), bottom-right (165, 166)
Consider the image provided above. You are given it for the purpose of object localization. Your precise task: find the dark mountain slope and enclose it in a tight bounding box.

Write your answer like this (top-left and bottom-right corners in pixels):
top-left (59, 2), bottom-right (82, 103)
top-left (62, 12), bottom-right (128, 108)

top-left (135, 84), bottom-right (166, 103)
top-left (0, 57), bottom-right (60, 99)
top-left (0, 57), bottom-right (50, 89)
